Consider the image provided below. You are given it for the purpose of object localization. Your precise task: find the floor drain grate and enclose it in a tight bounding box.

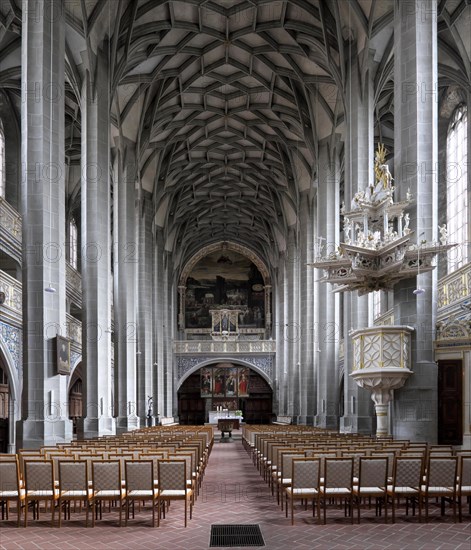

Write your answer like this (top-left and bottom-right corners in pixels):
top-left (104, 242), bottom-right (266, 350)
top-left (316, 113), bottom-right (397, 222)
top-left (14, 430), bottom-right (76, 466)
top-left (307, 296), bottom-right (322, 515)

top-left (210, 524), bottom-right (265, 547)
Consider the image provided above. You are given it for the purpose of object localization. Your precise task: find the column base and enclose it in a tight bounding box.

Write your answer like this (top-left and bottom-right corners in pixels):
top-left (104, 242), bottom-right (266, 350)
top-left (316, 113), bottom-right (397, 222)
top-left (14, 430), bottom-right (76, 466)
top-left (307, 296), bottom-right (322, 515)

top-left (76, 416), bottom-right (116, 439)
top-left (115, 415), bottom-right (140, 434)
top-left (294, 415), bottom-right (315, 426)
top-left (461, 433), bottom-right (471, 451)
top-left (16, 418), bottom-right (73, 450)
top-left (314, 415), bottom-right (339, 430)
top-left (340, 415), bottom-right (373, 435)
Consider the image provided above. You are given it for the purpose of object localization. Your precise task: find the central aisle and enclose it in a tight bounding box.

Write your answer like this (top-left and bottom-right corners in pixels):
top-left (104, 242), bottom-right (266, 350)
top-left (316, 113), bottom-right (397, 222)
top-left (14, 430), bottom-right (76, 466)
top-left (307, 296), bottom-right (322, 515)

top-left (1, 434), bottom-right (470, 549)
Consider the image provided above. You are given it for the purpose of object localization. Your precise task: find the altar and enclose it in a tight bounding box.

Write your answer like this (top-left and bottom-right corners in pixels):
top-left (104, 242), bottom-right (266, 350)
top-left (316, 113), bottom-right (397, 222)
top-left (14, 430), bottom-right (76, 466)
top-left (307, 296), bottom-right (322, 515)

top-left (208, 411), bottom-right (243, 424)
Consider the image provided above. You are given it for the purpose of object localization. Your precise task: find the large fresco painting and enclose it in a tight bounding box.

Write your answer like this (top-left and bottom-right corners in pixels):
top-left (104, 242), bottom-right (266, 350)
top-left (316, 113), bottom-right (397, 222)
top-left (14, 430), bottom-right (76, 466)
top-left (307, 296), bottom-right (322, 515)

top-left (184, 250), bottom-right (265, 329)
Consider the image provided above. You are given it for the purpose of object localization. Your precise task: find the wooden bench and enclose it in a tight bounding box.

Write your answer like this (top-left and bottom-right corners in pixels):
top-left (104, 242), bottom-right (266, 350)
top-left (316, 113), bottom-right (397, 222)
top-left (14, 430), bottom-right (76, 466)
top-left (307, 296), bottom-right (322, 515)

top-left (272, 415), bottom-right (292, 425)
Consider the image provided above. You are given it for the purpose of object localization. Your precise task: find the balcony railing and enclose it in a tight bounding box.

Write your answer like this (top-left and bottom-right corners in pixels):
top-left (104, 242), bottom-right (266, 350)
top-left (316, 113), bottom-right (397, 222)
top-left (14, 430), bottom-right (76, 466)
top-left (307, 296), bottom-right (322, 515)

top-left (374, 309), bottom-right (394, 326)
top-left (174, 340), bottom-right (276, 354)
top-left (0, 197), bottom-right (22, 242)
top-left (0, 269), bottom-right (22, 320)
top-left (438, 263), bottom-right (471, 309)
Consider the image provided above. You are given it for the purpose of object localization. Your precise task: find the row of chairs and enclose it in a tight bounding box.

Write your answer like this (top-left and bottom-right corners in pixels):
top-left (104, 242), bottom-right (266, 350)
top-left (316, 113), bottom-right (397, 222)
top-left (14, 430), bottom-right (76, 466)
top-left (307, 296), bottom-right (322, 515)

top-left (242, 426), bottom-right (471, 524)
top-left (0, 457), bottom-right (194, 527)
top-left (279, 455), bottom-right (471, 525)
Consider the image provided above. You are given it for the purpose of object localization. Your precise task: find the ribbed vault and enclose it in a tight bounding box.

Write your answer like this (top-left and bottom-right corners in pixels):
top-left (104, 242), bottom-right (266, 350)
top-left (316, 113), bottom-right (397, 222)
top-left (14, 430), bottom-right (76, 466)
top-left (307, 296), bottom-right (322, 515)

top-left (0, 0), bottom-right (470, 270)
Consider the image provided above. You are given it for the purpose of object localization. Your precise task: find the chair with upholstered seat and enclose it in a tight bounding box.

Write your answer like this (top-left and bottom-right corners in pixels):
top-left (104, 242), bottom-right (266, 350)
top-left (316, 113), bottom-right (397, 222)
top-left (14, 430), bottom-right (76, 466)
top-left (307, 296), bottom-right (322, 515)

top-left (457, 455), bottom-right (471, 522)
top-left (124, 460), bottom-right (158, 526)
top-left (157, 459), bottom-right (193, 527)
top-left (421, 456), bottom-right (458, 522)
top-left (276, 452), bottom-right (305, 509)
top-left (0, 458), bottom-right (25, 526)
top-left (284, 457), bottom-right (321, 525)
top-left (91, 460), bottom-right (125, 527)
top-left (387, 456), bottom-right (423, 523)
top-left (353, 457), bottom-right (388, 523)
top-left (58, 460), bottom-right (91, 526)
top-left (320, 458), bottom-right (354, 524)
top-left (24, 460), bottom-right (58, 527)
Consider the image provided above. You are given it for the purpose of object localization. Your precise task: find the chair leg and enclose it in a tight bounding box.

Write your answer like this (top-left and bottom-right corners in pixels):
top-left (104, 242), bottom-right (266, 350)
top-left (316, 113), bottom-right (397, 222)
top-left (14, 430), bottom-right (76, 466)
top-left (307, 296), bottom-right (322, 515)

top-left (24, 498), bottom-right (28, 527)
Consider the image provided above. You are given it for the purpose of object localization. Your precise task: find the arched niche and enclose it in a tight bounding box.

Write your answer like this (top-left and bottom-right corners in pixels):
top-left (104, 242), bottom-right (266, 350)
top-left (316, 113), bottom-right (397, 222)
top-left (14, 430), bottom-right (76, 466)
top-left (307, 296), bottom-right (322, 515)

top-left (177, 360), bottom-right (273, 425)
top-left (0, 340), bottom-right (20, 453)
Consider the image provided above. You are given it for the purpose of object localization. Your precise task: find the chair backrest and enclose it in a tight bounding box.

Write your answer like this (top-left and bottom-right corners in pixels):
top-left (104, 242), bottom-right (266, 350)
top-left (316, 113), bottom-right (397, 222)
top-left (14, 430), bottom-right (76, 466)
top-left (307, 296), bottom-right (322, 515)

top-left (24, 460), bottom-right (54, 493)
top-left (59, 460), bottom-right (88, 492)
top-left (370, 451), bottom-right (395, 477)
top-left (358, 457), bottom-right (388, 488)
top-left (341, 452), bottom-right (365, 477)
top-left (0, 460), bottom-right (20, 493)
top-left (292, 458), bottom-right (320, 490)
top-left (324, 458), bottom-right (353, 489)
top-left (92, 460), bottom-right (121, 491)
top-left (280, 453), bottom-right (305, 478)
top-left (125, 460), bottom-right (154, 492)
top-left (427, 456), bottom-right (458, 488)
top-left (312, 452), bottom-right (338, 477)
top-left (169, 453), bottom-right (192, 480)
top-left (158, 460), bottom-right (186, 491)
top-left (393, 457), bottom-right (423, 488)
top-left (458, 456), bottom-right (471, 488)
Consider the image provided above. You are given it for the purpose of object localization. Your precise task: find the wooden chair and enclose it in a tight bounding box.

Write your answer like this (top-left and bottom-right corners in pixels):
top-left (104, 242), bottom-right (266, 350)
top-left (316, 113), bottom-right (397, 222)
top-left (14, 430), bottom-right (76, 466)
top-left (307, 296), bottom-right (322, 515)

top-left (24, 460), bottom-right (58, 527)
top-left (91, 460), bottom-right (125, 527)
top-left (353, 457), bottom-right (388, 523)
top-left (421, 456), bottom-right (458, 522)
top-left (125, 460), bottom-right (158, 526)
top-left (157, 460), bottom-right (193, 527)
top-left (0, 458), bottom-right (25, 526)
top-left (58, 460), bottom-right (90, 526)
top-left (276, 452), bottom-right (305, 509)
top-left (457, 455), bottom-right (471, 522)
top-left (387, 456), bottom-right (423, 523)
top-left (320, 458), bottom-right (354, 524)
top-left (284, 458), bottom-right (321, 525)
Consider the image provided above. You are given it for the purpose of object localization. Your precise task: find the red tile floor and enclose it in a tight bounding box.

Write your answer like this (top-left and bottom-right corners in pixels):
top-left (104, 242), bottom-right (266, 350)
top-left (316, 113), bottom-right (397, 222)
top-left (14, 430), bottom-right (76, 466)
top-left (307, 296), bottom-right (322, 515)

top-left (1, 434), bottom-right (470, 550)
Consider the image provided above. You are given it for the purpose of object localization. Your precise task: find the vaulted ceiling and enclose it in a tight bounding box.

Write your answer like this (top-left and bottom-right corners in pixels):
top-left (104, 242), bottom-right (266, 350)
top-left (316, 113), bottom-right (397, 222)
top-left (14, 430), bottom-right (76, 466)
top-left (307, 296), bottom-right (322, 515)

top-left (0, 0), bottom-right (470, 271)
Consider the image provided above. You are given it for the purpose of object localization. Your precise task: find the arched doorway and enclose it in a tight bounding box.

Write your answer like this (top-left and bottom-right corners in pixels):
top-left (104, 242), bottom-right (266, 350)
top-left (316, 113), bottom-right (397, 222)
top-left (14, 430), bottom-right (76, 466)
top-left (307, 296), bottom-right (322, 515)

top-left (178, 363), bottom-right (273, 425)
top-left (68, 362), bottom-right (83, 436)
top-left (0, 363), bottom-right (9, 452)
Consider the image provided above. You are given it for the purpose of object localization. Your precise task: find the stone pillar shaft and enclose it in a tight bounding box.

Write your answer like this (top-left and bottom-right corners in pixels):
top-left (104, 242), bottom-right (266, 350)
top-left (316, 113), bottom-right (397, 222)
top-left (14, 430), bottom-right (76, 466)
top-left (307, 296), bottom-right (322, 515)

top-left (315, 140), bottom-right (339, 428)
top-left (78, 48), bottom-right (114, 438)
top-left (114, 144), bottom-right (139, 433)
top-left (340, 48), bottom-right (375, 434)
top-left (137, 193), bottom-right (154, 424)
top-left (18, 0), bottom-right (72, 448)
top-left (392, 0), bottom-right (439, 442)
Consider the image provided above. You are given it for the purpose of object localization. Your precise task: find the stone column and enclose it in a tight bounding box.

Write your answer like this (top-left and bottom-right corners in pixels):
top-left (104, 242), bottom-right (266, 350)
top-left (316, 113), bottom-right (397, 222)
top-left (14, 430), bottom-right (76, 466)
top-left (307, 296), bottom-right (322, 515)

top-left (340, 46), bottom-right (375, 434)
top-left (77, 47), bottom-right (115, 438)
top-left (114, 143), bottom-right (139, 433)
top-left (152, 230), bottom-right (166, 422)
top-left (392, 0), bottom-right (439, 442)
top-left (274, 260), bottom-right (286, 415)
top-left (298, 193), bottom-right (315, 424)
top-left (315, 139), bottom-right (339, 429)
top-left (17, 0), bottom-right (73, 448)
top-left (136, 192), bottom-right (154, 426)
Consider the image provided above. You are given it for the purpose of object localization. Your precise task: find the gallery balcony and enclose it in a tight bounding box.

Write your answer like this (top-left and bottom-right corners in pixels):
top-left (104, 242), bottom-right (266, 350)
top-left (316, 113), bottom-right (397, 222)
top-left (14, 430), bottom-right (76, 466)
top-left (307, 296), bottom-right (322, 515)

top-left (174, 339), bottom-right (276, 354)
